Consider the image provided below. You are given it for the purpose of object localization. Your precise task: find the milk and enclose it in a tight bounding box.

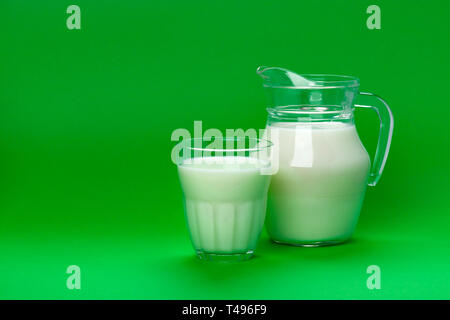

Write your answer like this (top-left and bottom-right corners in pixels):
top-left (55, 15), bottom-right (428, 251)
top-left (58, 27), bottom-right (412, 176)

top-left (266, 122), bottom-right (370, 245)
top-left (177, 156), bottom-right (271, 255)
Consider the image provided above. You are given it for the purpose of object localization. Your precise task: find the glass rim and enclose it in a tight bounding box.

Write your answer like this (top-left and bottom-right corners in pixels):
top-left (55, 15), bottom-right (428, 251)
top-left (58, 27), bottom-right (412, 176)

top-left (263, 74), bottom-right (360, 89)
top-left (182, 137), bottom-right (273, 153)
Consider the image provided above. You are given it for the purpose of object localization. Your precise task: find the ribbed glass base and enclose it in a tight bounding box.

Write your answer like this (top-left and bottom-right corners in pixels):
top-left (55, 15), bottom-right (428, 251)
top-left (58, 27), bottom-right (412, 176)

top-left (196, 251), bottom-right (254, 262)
top-left (271, 239), bottom-right (349, 247)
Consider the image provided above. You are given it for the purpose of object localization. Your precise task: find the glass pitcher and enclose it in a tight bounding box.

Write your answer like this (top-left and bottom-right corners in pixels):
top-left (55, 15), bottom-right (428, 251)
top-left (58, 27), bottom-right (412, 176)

top-left (257, 66), bottom-right (393, 246)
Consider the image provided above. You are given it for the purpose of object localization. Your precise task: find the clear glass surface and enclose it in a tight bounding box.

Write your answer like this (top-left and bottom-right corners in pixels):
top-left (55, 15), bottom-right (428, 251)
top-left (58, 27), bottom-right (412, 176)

top-left (175, 137), bottom-right (273, 261)
top-left (258, 66), bottom-right (393, 246)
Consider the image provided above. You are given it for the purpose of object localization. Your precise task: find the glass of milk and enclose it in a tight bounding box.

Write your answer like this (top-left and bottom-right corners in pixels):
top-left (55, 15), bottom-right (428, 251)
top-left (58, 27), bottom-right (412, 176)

top-left (257, 66), bottom-right (394, 247)
top-left (175, 137), bottom-right (273, 261)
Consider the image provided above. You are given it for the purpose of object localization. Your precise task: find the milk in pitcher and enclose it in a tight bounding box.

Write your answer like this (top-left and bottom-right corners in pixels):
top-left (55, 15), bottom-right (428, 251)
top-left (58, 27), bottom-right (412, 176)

top-left (266, 122), bottom-right (370, 245)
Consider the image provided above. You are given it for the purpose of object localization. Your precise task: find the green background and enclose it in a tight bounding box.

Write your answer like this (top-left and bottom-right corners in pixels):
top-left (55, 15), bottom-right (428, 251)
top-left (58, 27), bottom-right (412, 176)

top-left (1, 0), bottom-right (449, 299)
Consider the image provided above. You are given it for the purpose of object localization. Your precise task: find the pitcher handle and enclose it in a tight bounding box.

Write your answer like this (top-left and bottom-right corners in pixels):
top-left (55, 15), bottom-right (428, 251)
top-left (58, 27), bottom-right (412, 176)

top-left (355, 92), bottom-right (394, 186)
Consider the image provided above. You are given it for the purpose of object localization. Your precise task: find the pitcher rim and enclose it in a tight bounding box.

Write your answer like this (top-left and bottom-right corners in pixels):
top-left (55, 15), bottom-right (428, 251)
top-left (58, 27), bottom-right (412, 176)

top-left (262, 74), bottom-right (360, 89)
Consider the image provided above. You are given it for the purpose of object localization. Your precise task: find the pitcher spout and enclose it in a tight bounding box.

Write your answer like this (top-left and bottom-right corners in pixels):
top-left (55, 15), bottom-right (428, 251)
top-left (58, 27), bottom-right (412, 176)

top-left (256, 66), bottom-right (315, 87)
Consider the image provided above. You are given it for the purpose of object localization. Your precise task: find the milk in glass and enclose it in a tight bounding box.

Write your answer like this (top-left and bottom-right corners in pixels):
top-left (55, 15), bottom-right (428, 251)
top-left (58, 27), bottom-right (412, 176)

top-left (178, 156), bottom-right (271, 254)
